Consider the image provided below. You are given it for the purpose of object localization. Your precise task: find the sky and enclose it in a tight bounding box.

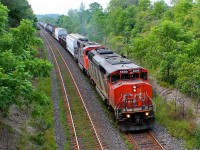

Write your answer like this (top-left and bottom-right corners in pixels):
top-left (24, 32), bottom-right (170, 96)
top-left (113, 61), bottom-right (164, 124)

top-left (27, 0), bottom-right (172, 15)
top-left (27, 0), bottom-right (110, 15)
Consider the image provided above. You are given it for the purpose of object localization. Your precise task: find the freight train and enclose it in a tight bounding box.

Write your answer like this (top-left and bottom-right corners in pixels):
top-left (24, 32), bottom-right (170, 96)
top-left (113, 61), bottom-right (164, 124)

top-left (39, 22), bottom-right (155, 131)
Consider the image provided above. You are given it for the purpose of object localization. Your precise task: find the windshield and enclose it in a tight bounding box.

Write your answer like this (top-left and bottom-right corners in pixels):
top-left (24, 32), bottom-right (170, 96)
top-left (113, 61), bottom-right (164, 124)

top-left (110, 71), bottom-right (147, 84)
top-left (121, 74), bottom-right (130, 80)
top-left (140, 72), bottom-right (147, 80)
top-left (131, 73), bottom-right (139, 80)
top-left (111, 74), bottom-right (120, 83)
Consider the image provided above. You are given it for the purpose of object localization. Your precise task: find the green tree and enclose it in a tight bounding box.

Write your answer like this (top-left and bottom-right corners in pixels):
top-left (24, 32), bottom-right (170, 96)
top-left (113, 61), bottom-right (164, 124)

top-left (86, 2), bottom-right (107, 42)
top-left (173, 0), bottom-right (193, 23)
top-left (0, 18), bottom-right (52, 116)
top-left (108, 0), bottom-right (138, 10)
top-left (11, 19), bottom-right (42, 58)
top-left (0, 0), bottom-right (36, 27)
top-left (152, 1), bottom-right (168, 19)
top-left (0, 3), bottom-right (8, 34)
top-left (39, 16), bottom-right (57, 26)
top-left (184, 1), bottom-right (200, 37)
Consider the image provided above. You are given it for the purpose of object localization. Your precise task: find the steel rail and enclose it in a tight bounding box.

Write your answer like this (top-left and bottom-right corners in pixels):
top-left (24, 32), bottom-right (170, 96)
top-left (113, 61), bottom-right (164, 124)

top-left (127, 131), bottom-right (165, 150)
top-left (148, 131), bottom-right (165, 150)
top-left (40, 31), bottom-right (80, 150)
top-left (41, 29), bottom-right (104, 149)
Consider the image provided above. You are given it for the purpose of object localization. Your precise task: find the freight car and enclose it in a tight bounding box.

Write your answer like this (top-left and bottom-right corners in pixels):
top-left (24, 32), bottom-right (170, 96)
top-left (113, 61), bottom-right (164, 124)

top-left (39, 22), bottom-right (155, 131)
top-left (54, 28), bottom-right (67, 41)
top-left (66, 33), bottom-right (88, 60)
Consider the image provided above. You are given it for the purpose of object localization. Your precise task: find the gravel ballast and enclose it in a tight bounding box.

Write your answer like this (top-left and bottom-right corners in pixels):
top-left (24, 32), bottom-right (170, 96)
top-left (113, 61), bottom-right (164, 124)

top-left (42, 30), bottom-right (186, 150)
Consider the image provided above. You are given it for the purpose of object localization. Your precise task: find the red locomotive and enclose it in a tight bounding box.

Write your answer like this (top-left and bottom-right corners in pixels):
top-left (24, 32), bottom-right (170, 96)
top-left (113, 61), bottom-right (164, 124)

top-left (87, 49), bottom-right (155, 131)
top-left (39, 22), bottom-right (155, 131)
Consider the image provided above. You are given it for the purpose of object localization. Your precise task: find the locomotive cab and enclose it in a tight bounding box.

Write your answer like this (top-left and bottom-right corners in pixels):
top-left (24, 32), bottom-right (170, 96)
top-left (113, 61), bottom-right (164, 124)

top-left (109, 69), bottom-right (155, 131)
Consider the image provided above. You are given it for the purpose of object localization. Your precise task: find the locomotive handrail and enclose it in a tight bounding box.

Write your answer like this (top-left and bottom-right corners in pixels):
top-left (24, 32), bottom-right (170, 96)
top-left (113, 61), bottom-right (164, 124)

top-left (115, 94), bottom-right (123, 119)
top-left (115, 91), bottom-right (153, 115)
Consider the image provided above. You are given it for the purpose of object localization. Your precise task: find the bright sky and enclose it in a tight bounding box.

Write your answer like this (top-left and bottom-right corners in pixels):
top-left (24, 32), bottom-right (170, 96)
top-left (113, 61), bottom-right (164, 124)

top-left (27, 0), bottom-right (172, 15)
top-left (27, 0), bottom-right (110, 15)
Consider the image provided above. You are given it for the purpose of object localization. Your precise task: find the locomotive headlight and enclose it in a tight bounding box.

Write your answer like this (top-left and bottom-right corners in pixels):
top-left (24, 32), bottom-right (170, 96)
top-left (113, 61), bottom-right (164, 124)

top-left (126, 114), bottom-right (131, 118)
top-left (145, 112), bottom-right (149, 116)
top-left (133, 85), bottom-right (137, 92)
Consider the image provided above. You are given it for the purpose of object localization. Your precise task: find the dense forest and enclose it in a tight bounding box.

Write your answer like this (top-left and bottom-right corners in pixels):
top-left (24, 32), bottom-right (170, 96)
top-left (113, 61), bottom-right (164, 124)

top-left (0, 0), bottom-right (52, 116)
top-left (40, 0), bottom-right (200, 102)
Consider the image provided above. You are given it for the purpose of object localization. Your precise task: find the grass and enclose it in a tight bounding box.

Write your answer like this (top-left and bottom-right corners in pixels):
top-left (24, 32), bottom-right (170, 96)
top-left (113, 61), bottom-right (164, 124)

top-left (154, 95), bottom-right (200, 149)
top-left (58, 91), bottom-right (73, 149)
top-left (63, 74), bottom-right (98, 149)
top-left (35, 77), bottom-right (56, 149)
top-left (52, 45), bottom-right (101, 148)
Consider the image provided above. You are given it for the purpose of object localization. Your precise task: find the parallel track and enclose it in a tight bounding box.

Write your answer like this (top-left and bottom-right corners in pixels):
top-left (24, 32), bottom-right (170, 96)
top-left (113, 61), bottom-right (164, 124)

top-left (127, 131), bottom-right (165, 150)
top-left (40, 26), bottom-right (165, 150)
top-left (40, 28), bottom-right (104, 149)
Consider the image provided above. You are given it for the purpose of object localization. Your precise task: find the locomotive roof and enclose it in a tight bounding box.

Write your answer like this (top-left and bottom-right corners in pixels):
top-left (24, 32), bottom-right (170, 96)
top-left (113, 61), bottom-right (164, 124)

top-left (55, 27), bottom-right (67, 31)
top-left (89, 49), bottom-right (142, 75)
top-left (83, 44), bottom-right (103, 50)
top-left (69, 33), bottom-right (88, 42)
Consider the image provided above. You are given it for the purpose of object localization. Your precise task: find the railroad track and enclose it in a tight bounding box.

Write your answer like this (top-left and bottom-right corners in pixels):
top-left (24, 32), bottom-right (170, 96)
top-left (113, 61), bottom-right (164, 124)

top-left (127, 131), bottom-right (165, 150)
top-left (40, 28), bottom-right (105, 149)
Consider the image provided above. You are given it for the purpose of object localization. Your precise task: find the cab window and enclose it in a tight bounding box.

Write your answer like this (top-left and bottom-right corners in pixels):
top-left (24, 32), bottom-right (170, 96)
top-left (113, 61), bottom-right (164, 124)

top-left (131, 73), bottom-right (139, 80)
top-left (140, 72), bottom-right (147, 80)
top-left (111, 74), bottom-right (120, 83)
top-left (121, 74), bottom-right (130, 80)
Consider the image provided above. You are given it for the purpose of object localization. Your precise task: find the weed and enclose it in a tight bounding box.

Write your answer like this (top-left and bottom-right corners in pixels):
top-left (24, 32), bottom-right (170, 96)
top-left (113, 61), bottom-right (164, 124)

top-left (154, 96), bottom-right (198, 149)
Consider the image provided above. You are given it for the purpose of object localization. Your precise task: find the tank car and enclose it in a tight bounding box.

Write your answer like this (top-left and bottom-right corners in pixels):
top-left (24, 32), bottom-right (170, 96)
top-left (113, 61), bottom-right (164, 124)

top-left (87, 49), bottom-right (155, 131)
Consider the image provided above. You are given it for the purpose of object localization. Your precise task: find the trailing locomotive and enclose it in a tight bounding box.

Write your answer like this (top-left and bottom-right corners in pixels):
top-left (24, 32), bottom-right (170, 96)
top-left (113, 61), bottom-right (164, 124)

top-left (39, 22), bottom-right (155, 131)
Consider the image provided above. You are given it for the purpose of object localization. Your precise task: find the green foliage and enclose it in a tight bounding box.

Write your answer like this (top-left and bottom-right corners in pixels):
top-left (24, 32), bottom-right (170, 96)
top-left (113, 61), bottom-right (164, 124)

top-left (24, 59), bottom-right (52, 77)
top-left (0, 0), bottom-right (36, 27)
top-left (0, 1), bottom-right (55, 148)
top-left (31, 132), bottom-right (45, 145)
top-left (108, 0), bottom-right (138, 10)
top-left (154, 96), bottom-right (198, 149)
top-left (194, 129), bottom-right (200, 149)
top-left (57, 15), bottom-right (74, 33)
top-left (0, 3), bottom-right (8, 34)
top-left (38, 16), bottom-right (57, 26)
top-left (151, 1), bottom-right (168, 19)
top-left (173, 0), bottom-right (193, 23)
top-left (31, 77), bottom-right (56, 149)
top-left (0, 17), bottom-right (52, 116)
top-left (10, 19), bottom-right (42, 58)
